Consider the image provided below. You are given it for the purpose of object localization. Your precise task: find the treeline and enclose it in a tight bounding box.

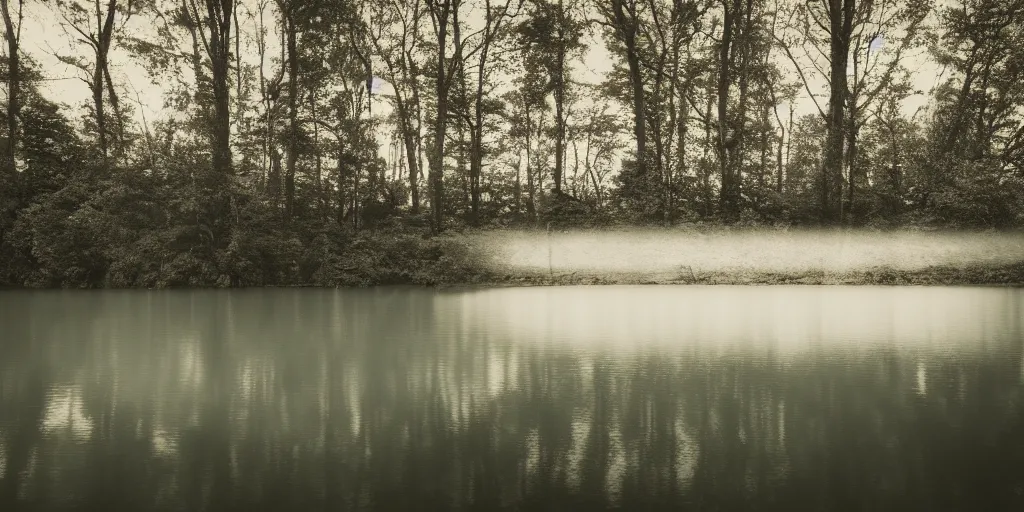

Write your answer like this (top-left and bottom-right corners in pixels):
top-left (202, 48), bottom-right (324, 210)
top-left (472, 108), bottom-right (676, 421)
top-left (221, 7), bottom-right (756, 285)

top-left (0, 0), bottom-right (1023, 288)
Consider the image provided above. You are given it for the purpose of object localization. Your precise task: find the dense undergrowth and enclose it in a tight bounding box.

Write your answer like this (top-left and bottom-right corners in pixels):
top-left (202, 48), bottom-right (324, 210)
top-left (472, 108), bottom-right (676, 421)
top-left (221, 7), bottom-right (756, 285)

top-left (5, 208), bottom-right (1022, 289)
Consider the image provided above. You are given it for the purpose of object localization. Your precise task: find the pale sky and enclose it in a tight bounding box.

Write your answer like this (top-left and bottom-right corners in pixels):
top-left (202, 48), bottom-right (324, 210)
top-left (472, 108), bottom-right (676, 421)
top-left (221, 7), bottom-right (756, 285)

top-left (13, 0), bottom-right (947, 165)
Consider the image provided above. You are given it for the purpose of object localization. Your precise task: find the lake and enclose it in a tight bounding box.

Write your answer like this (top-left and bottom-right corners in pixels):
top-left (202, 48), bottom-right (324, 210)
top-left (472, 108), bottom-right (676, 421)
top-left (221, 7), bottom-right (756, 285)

top-left (1, 286), bottom-right (1023, 511)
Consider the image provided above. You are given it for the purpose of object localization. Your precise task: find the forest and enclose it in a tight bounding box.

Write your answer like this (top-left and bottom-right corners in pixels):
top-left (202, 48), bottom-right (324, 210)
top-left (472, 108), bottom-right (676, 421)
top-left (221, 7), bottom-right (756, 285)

top-left (0, 0), bottom-right (1022, 288)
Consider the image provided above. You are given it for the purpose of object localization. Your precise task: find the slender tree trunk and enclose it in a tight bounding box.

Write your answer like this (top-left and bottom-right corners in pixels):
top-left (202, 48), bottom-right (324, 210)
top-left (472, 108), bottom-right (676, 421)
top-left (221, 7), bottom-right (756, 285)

top-left (846, 114), bottom-right (858, 225)
top-left (311, 91), bottom-right (324, 217)
top-left (336, 143), bottom-right (346, 226)
top-left (551, 0), bottom-right (569, 194)
top-left (89, 0), bottom-right (120, 165)
top-left (428, 2), bottom-right (453, 233)
top-left (470, 62), bottom-right (485, 225)
top-left (458, 120), bottom-right (468, 210)
top-left (759, 105), bottom-right (769, 192)
top-left (652, 72), bottom-right (666, 219)
top-left (717, 0), bottom-right (736, 219)
top-left (554, 57), bottom-right (566, 195)
top-left (102, 61), bottom-right (125, 155)
top-left (94, 53), bottom-right (108, 164)
top-left (1, 0), bottom-right (20, 174)
top-left (525, 104), bottom-right (535, 219)
top-left (786, 105), bottom-right (793, 190)
top-left (352, 149), bottom-right (359, 231)
top-left (0, 0), bottom-right (19, 269)
top-left (285, 12), bottom-right (298, 221)
top-left (703, 88), bottom-right (714, 217)
top-left (776, 129), bottom-right (784, 193)
top-left (409, 61), bottom-right (423, 212)
top-left (514, 153), bottom-right (522, 214)
top-left (398, 109), bottom-right (420, 213)
top-left (676, 102), bottom-right (688, 205)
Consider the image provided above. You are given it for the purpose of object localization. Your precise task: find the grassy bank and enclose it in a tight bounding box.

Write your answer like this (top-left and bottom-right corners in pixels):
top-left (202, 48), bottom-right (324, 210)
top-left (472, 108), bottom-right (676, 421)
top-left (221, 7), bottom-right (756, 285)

top-left (468, 262), bottom-right (1024, 287)
top-left (150, 227), bottom-right (1024, 288)
top-left (447, 227), bottom-right (1024, 288)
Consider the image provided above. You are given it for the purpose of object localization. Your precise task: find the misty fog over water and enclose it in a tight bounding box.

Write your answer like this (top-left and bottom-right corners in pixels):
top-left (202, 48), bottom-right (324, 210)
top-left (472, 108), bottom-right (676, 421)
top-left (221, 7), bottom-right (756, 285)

top-left (479, 229), bottom-right (1024, 275)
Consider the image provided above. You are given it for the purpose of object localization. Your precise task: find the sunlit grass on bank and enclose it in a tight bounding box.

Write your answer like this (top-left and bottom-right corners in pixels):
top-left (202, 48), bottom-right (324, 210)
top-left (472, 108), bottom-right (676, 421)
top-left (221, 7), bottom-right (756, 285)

top-left (471, 227), bottom-right (1024, 278)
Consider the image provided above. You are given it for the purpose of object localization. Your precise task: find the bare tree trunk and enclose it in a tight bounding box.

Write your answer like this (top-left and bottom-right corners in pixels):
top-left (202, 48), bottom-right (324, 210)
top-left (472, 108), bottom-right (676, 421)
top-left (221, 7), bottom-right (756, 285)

top-left (102, 61), bottom-right (125, 155)
top-left (552, 0), bottom-right (570, 194)
top-left (188, 0), bottom-right (236, 254)
top-left (458, 120), bottom-right (468, 210)
top-left (92, 66), bottom-right (108, 164)
top-left (409, 61), bottom-right (423, 212)
top-left (426, 0), bottom-right (455, 233)
top-left (821, 0), bottom-right (854, 225)
top-left (525, 103), bottom-right (535, 219)
top-left (515, 153), bottom-right (522, 215)
top-left (311, 91), bottom-right (324, 217)
top-left (398, 105), bottom-right (420, 212)
top-left (703, 87), bottom-right (714, 217)
top-left (93, 0), bottom-right (114, 164)
top-left (776, 128), bottom-right (784, 193)
top-left (759, 105), bottom-right (769, 192)
top-left (846, 113), bottom-right (858, 225)
top-left (284, 9), bottom-right (298, 221)
top-left (716, 0), bottom-right (736, 219)
top-left (608, 0), bottom-right (646, 181)
top-left (336, 143), bottom-right (346, 226)
top-left (1, 0), bottom-right (20, 174)
top-left (469, 56), bottom-right (485, 224)
top-left (786, 105), bottom-right (793, 190)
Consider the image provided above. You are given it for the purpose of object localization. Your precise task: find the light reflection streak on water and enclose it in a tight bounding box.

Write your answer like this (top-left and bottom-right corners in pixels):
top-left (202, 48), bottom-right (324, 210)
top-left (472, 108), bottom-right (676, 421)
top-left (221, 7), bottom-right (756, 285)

top-left (605, 420), bottom-right (626, 504)
top-left (459, 286), bottom-right (1021, 356)
top-left (41, 385), bottom-right (93, 441)
top-left (916, 362), bottom-right (928, 396)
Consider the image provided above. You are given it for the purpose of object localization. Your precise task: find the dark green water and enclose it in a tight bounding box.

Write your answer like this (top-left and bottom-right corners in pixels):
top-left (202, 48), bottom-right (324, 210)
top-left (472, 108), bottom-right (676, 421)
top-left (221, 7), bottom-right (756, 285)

top-left (1, 286), bottom-right (1023, 511)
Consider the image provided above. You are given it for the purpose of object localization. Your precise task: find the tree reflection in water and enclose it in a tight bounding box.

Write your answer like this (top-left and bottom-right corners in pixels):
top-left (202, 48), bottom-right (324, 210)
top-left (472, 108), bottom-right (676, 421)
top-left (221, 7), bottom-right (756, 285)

top-left (1, 287), bottom-right (1023, 511)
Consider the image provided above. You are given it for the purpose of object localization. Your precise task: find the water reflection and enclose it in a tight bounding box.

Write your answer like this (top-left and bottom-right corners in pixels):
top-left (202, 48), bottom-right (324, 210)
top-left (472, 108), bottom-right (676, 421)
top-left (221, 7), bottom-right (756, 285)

top-left (0, 287), bottom-right (1022, 511)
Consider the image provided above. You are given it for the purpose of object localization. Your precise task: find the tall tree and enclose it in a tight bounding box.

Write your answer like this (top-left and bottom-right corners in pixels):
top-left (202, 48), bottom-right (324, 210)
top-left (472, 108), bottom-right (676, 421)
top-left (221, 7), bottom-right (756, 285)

top-left (1, 0), bottom-right (22, 173)
top-left (424, 0), bottom-right (470, 232)
top-left (275, 0), bottom-right (300, 221)
top-left (714, 0), bottom-right (760, 220)
top-left (55, 0), bottom-right (141, 163)
top-left (368, 0), bottom-right (426, 213)
top-left (463, 0), bottom-right (520, 225)
top-left (0, 0), bottom-right (23, 276)
top-left (931, 0), bottom-right (1024, 166)
top-left (518, 0), bottom-right (585, 196)
top-left (597, 0), bottom-right (647, 180)
top-left (775, 0), bottom-right (926, 224)
top-left (842, 1), bottom-right (930, 224)
top-left (177, 0), bottom-right (235, 183)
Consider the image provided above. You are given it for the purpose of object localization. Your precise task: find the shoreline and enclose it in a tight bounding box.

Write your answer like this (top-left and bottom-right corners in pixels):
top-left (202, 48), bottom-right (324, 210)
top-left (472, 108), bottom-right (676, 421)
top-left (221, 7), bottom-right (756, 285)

top-left (5, 227), bottom-right (1024, 290)
top-left (439, 261), bottom-right (1024, 289)
top-left (3, 261), bottom-right (1024, 290)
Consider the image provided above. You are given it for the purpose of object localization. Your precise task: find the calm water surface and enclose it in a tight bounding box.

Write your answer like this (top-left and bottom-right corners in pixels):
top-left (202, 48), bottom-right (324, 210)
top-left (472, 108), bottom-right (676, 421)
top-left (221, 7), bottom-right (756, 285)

top-left (1, 286), bottom-right (1023, 511)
